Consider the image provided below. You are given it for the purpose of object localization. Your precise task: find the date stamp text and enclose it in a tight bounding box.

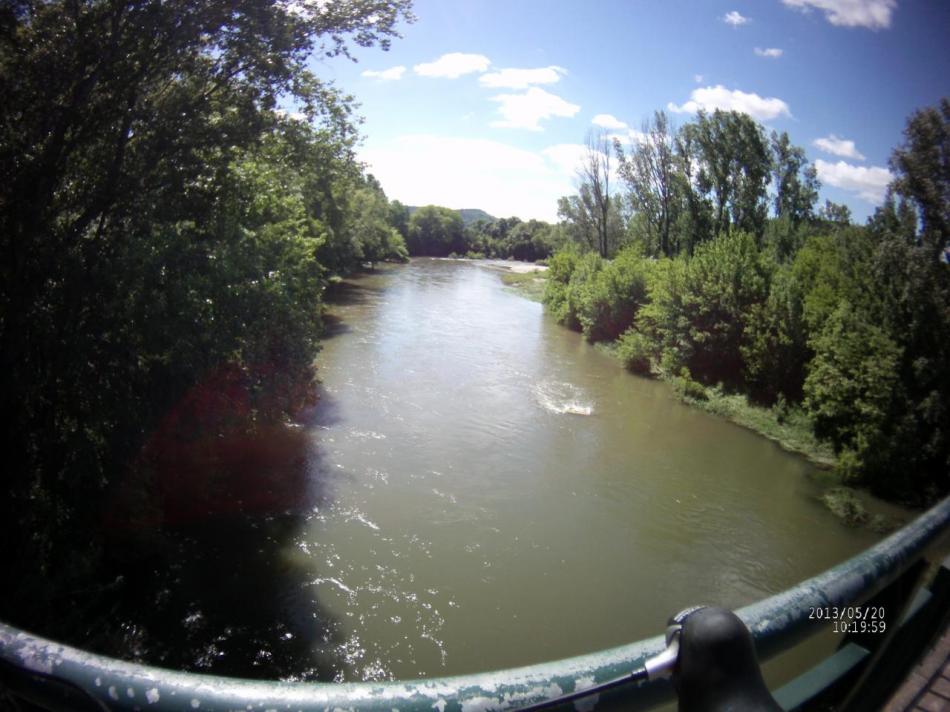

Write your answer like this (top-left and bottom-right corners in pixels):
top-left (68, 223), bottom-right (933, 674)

top-left (809, 606), bottom-right (886, 634)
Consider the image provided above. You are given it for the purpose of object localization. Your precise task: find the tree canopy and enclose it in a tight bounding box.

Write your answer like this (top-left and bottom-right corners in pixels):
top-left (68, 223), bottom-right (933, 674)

top-left (0, 0), bottom-right (413, 634)
top-left (547, 100), bottom-right (950, 505)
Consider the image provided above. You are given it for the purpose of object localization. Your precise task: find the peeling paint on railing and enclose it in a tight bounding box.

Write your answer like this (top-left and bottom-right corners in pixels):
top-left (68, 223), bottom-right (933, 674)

top-left (2, 497), bottom-right (948, 712)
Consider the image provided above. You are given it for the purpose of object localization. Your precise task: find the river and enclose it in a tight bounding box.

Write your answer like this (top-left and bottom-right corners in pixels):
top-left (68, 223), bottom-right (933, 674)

top-left (289, 258), bottom-right (891, 681)
top-left (100, 257), bottom-right (900, 686)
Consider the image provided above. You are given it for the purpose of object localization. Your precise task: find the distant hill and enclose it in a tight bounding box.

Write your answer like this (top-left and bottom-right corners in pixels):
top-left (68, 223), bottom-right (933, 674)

top-left (457, 208), bottom-right (495, 225)
top-left (406, 206), bottom-right (496, 226)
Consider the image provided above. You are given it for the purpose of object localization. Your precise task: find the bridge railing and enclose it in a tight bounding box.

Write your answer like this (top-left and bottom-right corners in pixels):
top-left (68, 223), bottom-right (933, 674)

top-left (2, 496), bottom-right (949, 712)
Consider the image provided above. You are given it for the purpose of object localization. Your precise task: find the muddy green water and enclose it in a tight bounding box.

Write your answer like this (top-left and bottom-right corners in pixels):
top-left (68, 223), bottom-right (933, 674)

top-left (285, 258), bottom-right (888, 682)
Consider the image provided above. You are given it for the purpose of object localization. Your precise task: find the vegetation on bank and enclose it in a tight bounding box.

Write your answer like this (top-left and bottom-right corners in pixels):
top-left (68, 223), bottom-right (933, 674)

top-left (667, 380), bottom-right (836, 468)
top-left (0, 0), bottom-right (413, 634)
top-left (2, 0), bottom-right (946, 653)
top-left (542, 104), bottom-right (950, 508)
top-left (499, 269), bottom-right (548, 302)
top-left (396, 204), bottom-right (565, 262)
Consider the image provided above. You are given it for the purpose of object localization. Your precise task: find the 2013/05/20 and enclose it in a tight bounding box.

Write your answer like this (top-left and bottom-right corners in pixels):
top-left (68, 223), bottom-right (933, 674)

top-left (809, 606), bottom-right (886, 621)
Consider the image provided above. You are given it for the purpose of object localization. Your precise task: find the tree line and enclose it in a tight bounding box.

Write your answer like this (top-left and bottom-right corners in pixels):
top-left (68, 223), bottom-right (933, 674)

top-left (0, 0), bottom-right (412, 631)
top-left (392, 204), bottom-right (563, 262)
top-left (546, 103), bottom-right (949, 505)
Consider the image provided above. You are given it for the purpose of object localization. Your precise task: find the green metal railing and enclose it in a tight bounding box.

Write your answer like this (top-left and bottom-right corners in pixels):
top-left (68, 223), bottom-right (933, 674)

top-left (2, 496), bottom-right (949, 712)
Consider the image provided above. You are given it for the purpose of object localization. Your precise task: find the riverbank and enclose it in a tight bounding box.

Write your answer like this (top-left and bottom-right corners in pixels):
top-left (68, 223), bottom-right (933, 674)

top-left (593, 340), bottom-right (837, 466)
top-left (494, 265), bottom-right (910, 530)
top-left (308, 258), bottom-right (893, 678)
top-left (499, 270), bottom-right (547, 301)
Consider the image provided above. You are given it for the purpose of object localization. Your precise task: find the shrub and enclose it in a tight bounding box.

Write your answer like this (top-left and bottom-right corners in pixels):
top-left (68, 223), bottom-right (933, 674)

top-left (575, 246), bottom-right (651, 342)
top-left (616, 329), bottom-right (653, 374)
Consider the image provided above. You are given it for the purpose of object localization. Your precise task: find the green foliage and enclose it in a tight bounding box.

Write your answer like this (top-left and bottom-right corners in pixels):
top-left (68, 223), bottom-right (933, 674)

top-left (542, 247), bottom-right (580, 325)
top-left (545, 99), bottom-right (949, 505)
top-left (574, 246), bottom-right (651, 342)
top-left (407, 205), bottom-right (466, 256)
top-left (821, 487), bottom-right (871, 527)
top-left (686, 110), bottom-right (773, 240)
top-left (742, 262), bottom-right (808, 402)
top-left (0, 0), bottom-right (413, 627)
top-left (616, 329), bottom-right (653, 374)
top-left (462, 216), bottom-right (561, 261)
top-left (615, 111), bottom-right (680, 257)
top-left (804, 302), bottom-right (903, 484)
top-left (388, 200), bottom-right (411, 239)
top-left (771, 131), bottom-right (820, 226)
top-left (345, 180), bottom-right (410, 264)
top-left (671, 369), bottom-right (708, 402)
top-left (637, 231), bottom-right (771, 385)
top-left (560, 252), bottom-right (606, 331)
top-left (889, 98), bottom-right (950, 255)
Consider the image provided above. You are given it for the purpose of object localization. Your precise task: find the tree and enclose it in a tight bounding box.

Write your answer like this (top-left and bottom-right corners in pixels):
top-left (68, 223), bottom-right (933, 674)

top-left (636, 231), bottom-right (771, 385)
top-left (818, 200), bottom-right (852, 226)
top-left (406, 205), bottom-right (465, 256)
top-left (771, 130), bottom-right (820, 226)
top-left (672, 123), bottom-right (715, 253)
top-left (574, 245), bottom-right (651, 342)
top-left (557, 190), bottom-right (598, 253)
top-left (388, 199), bottom-right (411, 239)
top-left (542, 245), bottom-right (582, 327)
top-left (804, 302), bottom-right (903, 486)
top-left (684, 110), bottom-right (772, 241)
top-left (889, 98), bottom-right (950, 255)
top-left (615, 111), bottom-right (679, 257)
top-left (578, 129), bottom-right (615, 257)
top-left (0, 0), bottom-right (414, 630)
top-left (345, 178), bottom-right (408, 264)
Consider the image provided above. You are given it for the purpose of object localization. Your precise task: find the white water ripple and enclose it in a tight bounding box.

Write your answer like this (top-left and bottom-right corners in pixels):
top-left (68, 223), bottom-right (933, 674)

top-left (533, 380), bottom-right (593, 416)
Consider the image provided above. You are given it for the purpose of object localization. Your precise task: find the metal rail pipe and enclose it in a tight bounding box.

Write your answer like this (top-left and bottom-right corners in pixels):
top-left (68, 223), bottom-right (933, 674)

top-left (2, 496), bottom-right (949, 712)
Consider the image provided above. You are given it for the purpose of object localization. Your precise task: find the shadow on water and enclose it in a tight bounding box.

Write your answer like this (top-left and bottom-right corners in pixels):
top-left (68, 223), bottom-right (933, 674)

top-left (323, 278), bottom-right (384, 307)
top-left (300, 383), bottom-right (342, 431)
top-left (321, 311), bottom-right (351, 340)
top-left (93, 368), bottom-right (351, 681)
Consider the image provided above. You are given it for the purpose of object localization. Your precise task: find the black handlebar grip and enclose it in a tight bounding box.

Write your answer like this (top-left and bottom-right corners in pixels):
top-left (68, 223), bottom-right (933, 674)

top-left (673, 607), bottom-right (783, 712)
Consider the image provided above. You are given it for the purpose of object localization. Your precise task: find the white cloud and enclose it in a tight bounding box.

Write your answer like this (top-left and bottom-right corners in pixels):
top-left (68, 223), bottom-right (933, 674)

top-left (723, 10), bottom-right (750, 26)
top-left (275, 109), bottom-right (307, 122)
top-left (542, 143), bottom-right (622, 188)
top-left (490, 87), bottom-right (581, 131)
top-left (781, 0), bottom-right (896, 29)
top-left (542, 144), bottom-right (590, 177)
top-left (668, 85), bottom-right (791, 121)
top-left (694, 74), bottom-right (705, 84)
top-left (361, 65), bottom-right (406, 81)
top-left (413, 53), bottom-right (491, 79)
top-left (813, 134), bottom-right (866, 160)
top-left (754, 47), bottom-right (784, 58)
top-left (478, 66), bottom-right (566, 89)
top-left (815, 159), bottom-right (892, 202)
top-left (592, 114), bottom-right (628, 130)
top-left (609, 129), bottom-right (650, 146)
top-left (360, 135), bottom-right (576, 221)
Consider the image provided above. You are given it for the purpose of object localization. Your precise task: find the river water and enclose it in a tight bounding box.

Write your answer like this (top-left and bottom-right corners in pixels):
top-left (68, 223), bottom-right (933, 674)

top-left (287, 258), bottom-right (888, 681)
top-left (101, 257), bottom-right (899, 686)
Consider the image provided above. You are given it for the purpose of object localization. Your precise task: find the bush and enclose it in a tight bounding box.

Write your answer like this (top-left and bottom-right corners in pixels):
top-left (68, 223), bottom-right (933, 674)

top-left (804, 301), bottom-right (903, 488)
top-left (672, 368), bottom-right (708, 401)
top-left (575, 246), bottom-right (651, 342)
top-left (616, 329), bottom-right (653, 374)
top-left (821, 487), bottom-right (869, 527)
top-left (636, 231), bottom-right (770, 387)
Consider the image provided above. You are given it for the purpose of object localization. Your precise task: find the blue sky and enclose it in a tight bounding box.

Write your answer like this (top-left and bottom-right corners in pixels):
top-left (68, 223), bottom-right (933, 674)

top-left (311, 0), bottom-right (949, 223)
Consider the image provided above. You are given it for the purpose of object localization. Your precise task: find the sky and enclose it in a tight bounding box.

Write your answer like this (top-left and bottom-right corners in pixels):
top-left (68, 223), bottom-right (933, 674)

top-left (309, 0), bottom-right (950, 223)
